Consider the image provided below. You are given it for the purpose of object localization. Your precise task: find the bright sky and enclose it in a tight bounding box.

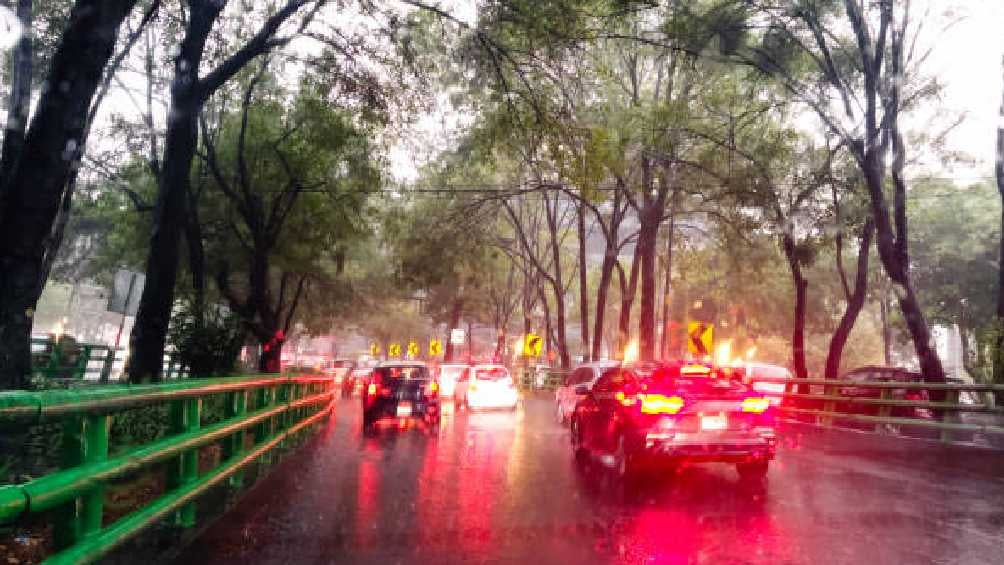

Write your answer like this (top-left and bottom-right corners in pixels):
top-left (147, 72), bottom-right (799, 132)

top-left (0, 1), bottom-right (1000, 184)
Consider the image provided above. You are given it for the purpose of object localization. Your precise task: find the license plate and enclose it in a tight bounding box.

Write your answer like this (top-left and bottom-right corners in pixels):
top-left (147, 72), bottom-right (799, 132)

top-left (700, 414), bottom-right (727, 431)
top-left (396, 402), bottom-right (413, 417)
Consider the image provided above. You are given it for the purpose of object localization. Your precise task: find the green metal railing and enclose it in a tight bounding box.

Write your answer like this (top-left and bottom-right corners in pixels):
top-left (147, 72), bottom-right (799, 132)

top-left (31, 337), bottom-right (187, 382)
top-left (753, 376), bottom-right (1004, 444)
top-left (0, 373), bottom-right (334, 564)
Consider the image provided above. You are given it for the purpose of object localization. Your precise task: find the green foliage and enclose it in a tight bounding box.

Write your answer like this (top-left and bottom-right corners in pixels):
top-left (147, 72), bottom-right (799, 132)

top-left (166, 298), bottom-right (245, 377)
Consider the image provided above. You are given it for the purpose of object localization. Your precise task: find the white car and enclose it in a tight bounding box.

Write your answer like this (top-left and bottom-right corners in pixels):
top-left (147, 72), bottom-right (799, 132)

top-left (436, 363), bottom-right (469, 397)
top-left (554, 361), bottom-right (620, 424)
top-left (455, 364), bottom-right (518, 410)
top-left (733, 362), bottom-right (790, 406)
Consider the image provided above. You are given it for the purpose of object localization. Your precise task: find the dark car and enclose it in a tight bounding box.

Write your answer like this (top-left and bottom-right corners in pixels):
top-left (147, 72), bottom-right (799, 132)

top-left (570, 362), bottom-right (777, 481)
top-left (362, 362), bottom-right (440, 430)
top-left (835, 366), bottom-right (946, 433)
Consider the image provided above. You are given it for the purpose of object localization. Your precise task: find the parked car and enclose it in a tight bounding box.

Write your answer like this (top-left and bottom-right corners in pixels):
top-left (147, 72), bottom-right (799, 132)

top-left (362, 362), bottom-right (440, 430)
top-left (454, 364), bottom-right (518, 410)
top-left (949, 374), bottom-right (1004, 447)
top-left (731, 362), bottom-right (791, 406)
top-left (554, 361), bottom-right (620, 425)
top-left (570, 362), bottom-right (777, 482)
top-left (834, 366), bottom-right (946, 435)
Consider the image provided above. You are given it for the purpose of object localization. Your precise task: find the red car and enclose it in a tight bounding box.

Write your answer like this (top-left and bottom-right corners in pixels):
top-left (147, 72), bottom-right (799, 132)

top-left (570, 362), bottom-right (777, 482)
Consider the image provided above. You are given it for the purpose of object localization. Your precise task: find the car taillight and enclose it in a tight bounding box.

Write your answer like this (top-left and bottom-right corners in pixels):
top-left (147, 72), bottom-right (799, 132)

top-left (639, 394), bottom-right (684, 414)
top-left (741, 397), bottom-right (770, 413)
top-left (367, 383), bottom-right (377, 396)
top-left (615, 391), bottom-right (637, 406)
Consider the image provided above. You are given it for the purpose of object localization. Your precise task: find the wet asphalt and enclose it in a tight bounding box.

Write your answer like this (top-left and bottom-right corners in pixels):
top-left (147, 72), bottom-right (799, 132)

top-left (177, 395), bottom-right (1004, 564)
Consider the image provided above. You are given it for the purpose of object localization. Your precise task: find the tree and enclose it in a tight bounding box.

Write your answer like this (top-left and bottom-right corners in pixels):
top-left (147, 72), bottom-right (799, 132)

top-left (0, 0), bottom-right (140, 389)
top-left (201, 78), bottom-right (377, 372)
top-left (127, 0), bottom-right (322, 382)
top-left (689, 0), bottom-right (949, 381)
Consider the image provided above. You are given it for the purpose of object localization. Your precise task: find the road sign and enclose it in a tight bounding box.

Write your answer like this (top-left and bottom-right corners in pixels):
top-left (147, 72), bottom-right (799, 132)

top-left (687, 322), bottom-right (714, 357)
top-left (429, 339), bottom-right (443, 357)
top-left (369, 342), bottom-right (381, 356)
top-left (523, 332), bottom-right (543, 357)
top-left (407, 341), bottom-right (419, 358)
top-left (388, 343), bottom-right (401, 357)
top-left (450, 328), bottom-right (465, 345)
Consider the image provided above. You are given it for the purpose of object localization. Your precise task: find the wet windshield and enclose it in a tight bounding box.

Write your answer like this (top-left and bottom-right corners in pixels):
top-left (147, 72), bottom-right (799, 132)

top-left (2, 2), bottom-right (1001, 564)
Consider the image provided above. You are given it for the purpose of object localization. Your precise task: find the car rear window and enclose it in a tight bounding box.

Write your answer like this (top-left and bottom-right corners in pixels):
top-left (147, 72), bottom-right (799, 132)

top-left (645, 364), bottom-right (748, 397)
top-left (475, 368), bottom-right (510, 381)
top-left (374, 366), bottom-right (428, 381)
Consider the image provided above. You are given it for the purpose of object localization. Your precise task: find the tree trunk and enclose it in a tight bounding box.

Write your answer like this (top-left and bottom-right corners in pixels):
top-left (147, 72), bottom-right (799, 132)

top-left (576, 201), bottom-right (590, 362)
top-left (259, 342), bottom-right (282, 373)
top-left (592, 248), bottom-right (615, 361)
top-left (879, 291), bottom-right (892, 366)
top-left (994, 54), bottom-right (1004, 397)
top-left (824, 220), bottom-right (875, 380)
top-left (444, 298), bottom-right (463, 362)
top-left (637, 209), bottom-right (660, 362)
top-left (0, 0), bottom-right (32, 185)
top-left (616, 243), bottom-right (641, 358)
top-left (782, 234), bottom-right (809, 391)
top-left (544, 193), bottom-right (570, 369)
top-left (860, 130), bottom-right (946, 383)
top-left (660, 211), bottom-right (676, 360)
top-left (127, 2), bottom-right (221, 383)
top-left (0, 0), bottom-right (137, 390)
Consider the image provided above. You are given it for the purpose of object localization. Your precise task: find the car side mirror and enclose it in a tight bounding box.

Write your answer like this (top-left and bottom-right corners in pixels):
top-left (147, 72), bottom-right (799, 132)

top-left (574, 384), bottom-right (589, 395)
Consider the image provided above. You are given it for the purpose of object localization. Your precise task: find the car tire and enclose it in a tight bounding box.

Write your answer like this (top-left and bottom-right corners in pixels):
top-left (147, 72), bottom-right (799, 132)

top-left (736, 460), bottom-right (769, 481)
top-left (570, 418), bottom-right (588, 462)
top-left (613, 435), bottom-right (639, 482)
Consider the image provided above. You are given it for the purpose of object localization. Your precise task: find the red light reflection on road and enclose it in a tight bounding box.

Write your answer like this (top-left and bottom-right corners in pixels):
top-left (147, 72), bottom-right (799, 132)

top-left (353, 450), bottom-right (380, 549)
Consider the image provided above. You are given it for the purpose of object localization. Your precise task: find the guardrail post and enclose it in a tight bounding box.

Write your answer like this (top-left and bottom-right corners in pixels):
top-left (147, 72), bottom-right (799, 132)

top-left (876, 389), bottom-right (893, 434)
top-left (55, 417), bottom-right (84, 549)
top-left (100, 348), bottom-right (115, 383)
top-left (54, 414), bottom-right (110, 547)
top-left (940, 390), bottom-right (959, 443)
top-left (81, 414), bottom-right (110, 537)
top-left (820, 383), bottom-right (835, 427)
top-left (169, 398), bottom-right (201, 527)
top-left (73, 346), bottom-right (92, 380)
top-left (224, 390), bottom-right (248, 488)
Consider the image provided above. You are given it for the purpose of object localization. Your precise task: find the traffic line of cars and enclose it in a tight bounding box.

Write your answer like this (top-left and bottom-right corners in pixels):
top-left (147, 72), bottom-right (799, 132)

top-left (356, 362), bottom-right (518, 432)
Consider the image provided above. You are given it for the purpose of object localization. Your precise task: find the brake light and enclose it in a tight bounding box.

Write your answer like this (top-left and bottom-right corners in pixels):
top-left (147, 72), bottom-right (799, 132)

top-left (615, 391), bottom-right (636, 406)
top-left (367, 383), bottom-right (377, 396)
top-left (640, 394), bottom-right (684, 414)
top-left (741, 397), bottom-right (770, 413)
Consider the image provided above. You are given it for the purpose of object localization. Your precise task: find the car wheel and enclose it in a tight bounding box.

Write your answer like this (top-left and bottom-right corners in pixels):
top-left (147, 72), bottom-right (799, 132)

top-left (736, 460), bottom-right (769, 481)
top-left (570, 418), bottom-right (588, 461)
top-left (613, 435), bottom-right (638, 481)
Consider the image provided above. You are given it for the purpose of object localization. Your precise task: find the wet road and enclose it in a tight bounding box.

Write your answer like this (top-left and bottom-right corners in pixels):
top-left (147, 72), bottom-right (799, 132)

top-left (178, 396), bottom-right (1004, 564)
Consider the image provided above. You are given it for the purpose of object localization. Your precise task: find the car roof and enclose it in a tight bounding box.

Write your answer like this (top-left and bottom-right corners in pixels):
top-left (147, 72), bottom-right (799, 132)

top-left (376, 361), bottom-right (427, 368)
top-left (575, 360), bottom-right (620, 370)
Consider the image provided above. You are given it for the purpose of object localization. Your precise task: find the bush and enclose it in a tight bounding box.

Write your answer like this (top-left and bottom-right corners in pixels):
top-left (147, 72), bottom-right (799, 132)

top-left (167, 299), bottom-right (245, 377)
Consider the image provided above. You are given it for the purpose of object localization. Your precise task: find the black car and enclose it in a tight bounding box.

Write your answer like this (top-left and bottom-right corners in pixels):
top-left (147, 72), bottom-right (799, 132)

top-left (362, 363), bottom-right (440, 430)
top-left (570, 362), bottom-right (777, 481)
